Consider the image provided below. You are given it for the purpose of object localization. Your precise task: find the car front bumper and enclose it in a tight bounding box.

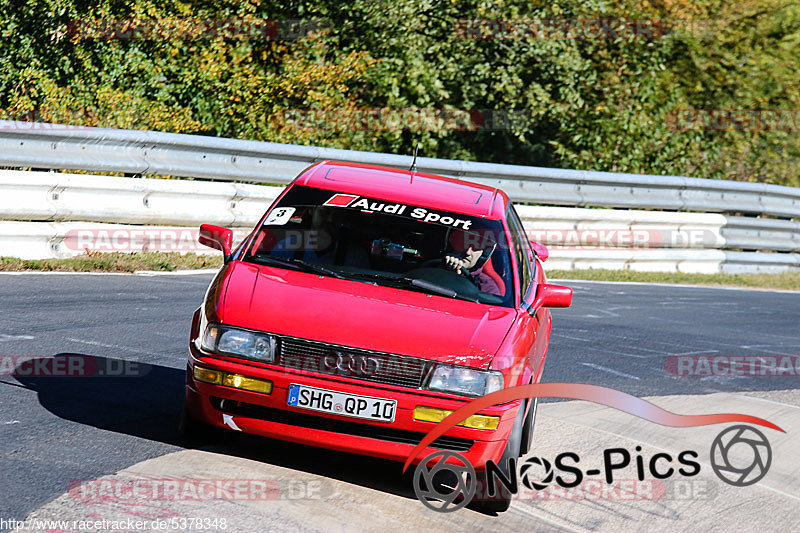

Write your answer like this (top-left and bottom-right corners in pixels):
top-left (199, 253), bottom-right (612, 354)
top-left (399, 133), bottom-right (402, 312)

top-left (185, 351), bottom-right (519, 470)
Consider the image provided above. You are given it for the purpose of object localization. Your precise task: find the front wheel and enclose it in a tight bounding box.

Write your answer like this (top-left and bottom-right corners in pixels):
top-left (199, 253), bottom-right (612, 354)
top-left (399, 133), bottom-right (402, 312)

top-left (520, 397), bottom-right (538, 456)
top-left (470, 399), bottom-right (527, 514)
top-left (178, 403), bottom-right (227, 447)
top-left (178, 403), bottom-right (205, 446)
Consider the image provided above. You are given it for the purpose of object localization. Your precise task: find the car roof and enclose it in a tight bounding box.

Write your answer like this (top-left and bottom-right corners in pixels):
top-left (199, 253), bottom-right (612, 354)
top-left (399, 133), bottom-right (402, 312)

top-left (292, 160), bottom-right (509, 219)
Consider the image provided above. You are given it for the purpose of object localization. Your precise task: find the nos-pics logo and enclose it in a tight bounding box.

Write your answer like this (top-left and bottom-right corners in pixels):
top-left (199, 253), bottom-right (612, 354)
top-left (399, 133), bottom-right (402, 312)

top-left (412, 425), bottom-right (772, 512)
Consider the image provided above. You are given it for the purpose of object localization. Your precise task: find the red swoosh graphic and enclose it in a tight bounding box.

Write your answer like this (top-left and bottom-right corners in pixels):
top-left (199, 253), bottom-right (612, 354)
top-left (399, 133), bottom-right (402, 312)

top-left (402, 383), bottom-right (784, 473)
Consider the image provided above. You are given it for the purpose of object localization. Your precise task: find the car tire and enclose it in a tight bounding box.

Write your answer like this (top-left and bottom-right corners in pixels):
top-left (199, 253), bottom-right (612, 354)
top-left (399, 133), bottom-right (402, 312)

top-left (471, 399), bottom-right (527, 514)
top-left (520, 397), bottom-right (537, 456)
top-left (178, 403), bottom-right (224, 447)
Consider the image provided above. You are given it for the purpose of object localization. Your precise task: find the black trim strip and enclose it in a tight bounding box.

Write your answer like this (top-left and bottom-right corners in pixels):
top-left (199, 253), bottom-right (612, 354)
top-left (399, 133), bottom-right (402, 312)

top-left (210, 397), bottom-right (474, 452)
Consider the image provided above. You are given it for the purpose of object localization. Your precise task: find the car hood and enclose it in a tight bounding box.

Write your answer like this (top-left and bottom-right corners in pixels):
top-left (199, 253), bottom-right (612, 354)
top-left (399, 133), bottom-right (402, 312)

top-left (217, 262), bottom-right (517, 368)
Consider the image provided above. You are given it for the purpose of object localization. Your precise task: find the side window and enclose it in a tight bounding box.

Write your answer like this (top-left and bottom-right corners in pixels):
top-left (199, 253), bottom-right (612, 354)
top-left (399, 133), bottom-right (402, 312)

top-left (506, 205), bottom-right (532, 300)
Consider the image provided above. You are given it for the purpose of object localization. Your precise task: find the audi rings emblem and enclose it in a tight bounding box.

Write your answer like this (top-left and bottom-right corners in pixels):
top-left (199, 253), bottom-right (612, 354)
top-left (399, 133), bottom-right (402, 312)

top-left (323, 352), bottom-right (380, 376)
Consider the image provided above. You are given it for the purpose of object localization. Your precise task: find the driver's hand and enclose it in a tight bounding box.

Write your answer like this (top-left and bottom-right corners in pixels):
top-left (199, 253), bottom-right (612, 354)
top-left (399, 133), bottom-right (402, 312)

top-left (444, 246), bottom-right (481, 274)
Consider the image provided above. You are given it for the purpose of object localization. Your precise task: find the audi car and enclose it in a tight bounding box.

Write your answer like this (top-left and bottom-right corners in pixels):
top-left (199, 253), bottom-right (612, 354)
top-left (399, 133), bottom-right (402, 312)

top-left (181, 160), bottom-right (572, 512)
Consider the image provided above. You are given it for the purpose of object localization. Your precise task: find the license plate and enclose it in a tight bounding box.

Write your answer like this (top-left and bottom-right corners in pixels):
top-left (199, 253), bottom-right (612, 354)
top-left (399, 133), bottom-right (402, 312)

top-left (287, 384), bottom-right (396, 422)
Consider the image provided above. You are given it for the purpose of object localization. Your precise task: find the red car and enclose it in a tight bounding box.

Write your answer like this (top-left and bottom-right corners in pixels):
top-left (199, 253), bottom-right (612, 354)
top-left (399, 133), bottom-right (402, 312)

top-left (181, 160), bottom-right (572, 512)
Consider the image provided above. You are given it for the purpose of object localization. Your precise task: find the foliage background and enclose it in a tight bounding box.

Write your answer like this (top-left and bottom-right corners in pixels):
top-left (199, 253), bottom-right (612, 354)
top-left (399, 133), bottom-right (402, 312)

top-left (1, 0), bottom-right (798, 186)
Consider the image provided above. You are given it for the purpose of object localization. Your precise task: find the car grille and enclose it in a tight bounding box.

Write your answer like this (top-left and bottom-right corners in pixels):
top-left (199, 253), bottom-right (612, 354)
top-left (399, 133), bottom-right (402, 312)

top-left (275, 336), bottom-right (433, 389)
top-left (211, 397), bottom-right (474, 452)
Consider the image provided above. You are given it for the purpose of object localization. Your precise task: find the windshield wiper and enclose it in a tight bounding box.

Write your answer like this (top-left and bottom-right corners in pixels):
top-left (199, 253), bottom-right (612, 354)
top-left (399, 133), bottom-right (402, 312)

top-left (253, 258), bottom-right (473, 301)
top-left (291, 259), bottom-right (346, 279)
top-left (252, 255), bottom-right (345, 279)
top-left (346, 272), bottom-right (465, 300)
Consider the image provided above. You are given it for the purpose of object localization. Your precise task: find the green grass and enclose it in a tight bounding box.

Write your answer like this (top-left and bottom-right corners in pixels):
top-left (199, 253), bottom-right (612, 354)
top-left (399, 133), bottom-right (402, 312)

top-left (0, 252), bottom-right (223, 273)
top-left (547, 269), bottom-right (800, 291)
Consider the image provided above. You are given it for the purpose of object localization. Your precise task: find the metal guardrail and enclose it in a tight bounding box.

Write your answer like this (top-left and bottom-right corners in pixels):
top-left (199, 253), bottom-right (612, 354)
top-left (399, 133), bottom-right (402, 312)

top-left (721, 216), bottom-right (800, 253)
top-left (0, 121), bottom-right (798, 272)
top-left (0, 169), bottom-right (796, 273)
top-left (0, 169), bottom-right (278, 227)
top-left (2, 121), bottom-right (800, 218)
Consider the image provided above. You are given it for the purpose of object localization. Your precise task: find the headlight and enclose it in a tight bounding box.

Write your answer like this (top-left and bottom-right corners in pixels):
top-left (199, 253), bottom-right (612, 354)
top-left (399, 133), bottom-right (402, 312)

top-left (200, 323), bottom-right (276, 363)
top-left (424, 364), bottom-right (504, 397)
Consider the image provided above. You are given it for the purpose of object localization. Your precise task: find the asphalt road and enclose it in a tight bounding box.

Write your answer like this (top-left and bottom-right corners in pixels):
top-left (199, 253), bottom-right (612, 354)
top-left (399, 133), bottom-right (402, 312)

top-left (1, 272), bottom-right (798, 530)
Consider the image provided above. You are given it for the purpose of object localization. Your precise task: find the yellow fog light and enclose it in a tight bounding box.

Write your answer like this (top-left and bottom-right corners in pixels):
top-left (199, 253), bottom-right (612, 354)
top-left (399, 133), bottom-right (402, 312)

top-left (462, 414), bottom-right (499, 430)
top-left (222, 373), bottom-right (272, 394)
top-left (414, 406), bottom-right (451, 423)
top-left (413, 406), bottom-right (499, 430)
top-left (193, 366), bottom-right (272, 394)
top-left (194, 366), bottom-right (223, 385)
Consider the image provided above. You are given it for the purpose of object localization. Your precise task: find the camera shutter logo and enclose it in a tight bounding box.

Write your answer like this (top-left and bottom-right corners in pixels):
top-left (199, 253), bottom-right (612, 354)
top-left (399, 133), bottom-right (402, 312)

top-left (520, 456), bottom-right (554, 490)
top-left (412, 451), bottom-right (477, 512)
top-left (710, 425), bottom-right (772, 487)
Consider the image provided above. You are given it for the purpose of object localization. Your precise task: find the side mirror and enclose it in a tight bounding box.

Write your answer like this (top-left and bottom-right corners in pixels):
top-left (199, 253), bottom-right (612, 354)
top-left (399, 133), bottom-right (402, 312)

top-left (199, 224), bottom-right (233, 256)
top-left (529, 283), bottom-right (572, 312)
top-left (529, 241), bottom-right (549, 262)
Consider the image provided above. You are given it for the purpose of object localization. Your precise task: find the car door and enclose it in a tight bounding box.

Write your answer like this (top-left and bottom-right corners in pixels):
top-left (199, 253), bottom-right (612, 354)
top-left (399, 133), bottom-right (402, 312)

top-left (514, 206), bottom-right (553, 384)
top-left (505, 205), bottom-right (547, 385)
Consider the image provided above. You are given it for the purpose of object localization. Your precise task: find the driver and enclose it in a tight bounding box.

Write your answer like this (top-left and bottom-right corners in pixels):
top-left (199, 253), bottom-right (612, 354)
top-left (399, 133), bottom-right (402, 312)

top-left (443, 245), bottom-right (502, 296)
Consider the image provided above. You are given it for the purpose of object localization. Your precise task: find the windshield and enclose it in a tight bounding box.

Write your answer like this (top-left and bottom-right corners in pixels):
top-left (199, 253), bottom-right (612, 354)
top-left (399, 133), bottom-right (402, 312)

top-left (244, 185), bottom-right (514, 307)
